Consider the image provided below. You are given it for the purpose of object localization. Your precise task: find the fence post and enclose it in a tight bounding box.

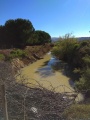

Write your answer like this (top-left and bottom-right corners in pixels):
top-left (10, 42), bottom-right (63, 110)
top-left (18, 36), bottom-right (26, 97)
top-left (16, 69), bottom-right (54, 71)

top-left (1, 84), bottom-right (9, 120)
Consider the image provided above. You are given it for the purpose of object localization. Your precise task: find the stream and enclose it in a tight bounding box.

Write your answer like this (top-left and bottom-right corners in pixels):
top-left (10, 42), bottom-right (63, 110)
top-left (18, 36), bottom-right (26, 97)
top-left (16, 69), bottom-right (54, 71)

top-left (20, 52), bottom-right (84, 102)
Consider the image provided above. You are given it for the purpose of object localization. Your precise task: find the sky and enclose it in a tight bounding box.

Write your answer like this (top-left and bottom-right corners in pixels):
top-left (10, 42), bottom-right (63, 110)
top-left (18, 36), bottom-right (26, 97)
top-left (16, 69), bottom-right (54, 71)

top-left (0, 0), bottom-right (90, 37)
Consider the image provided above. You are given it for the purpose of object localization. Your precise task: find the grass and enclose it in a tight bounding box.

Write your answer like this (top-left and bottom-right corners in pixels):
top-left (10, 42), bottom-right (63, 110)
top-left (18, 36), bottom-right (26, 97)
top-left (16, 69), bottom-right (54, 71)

top-left (63, 103), bottom-right (90, 120)
top-left (0, 53), bottom-right (5, 60)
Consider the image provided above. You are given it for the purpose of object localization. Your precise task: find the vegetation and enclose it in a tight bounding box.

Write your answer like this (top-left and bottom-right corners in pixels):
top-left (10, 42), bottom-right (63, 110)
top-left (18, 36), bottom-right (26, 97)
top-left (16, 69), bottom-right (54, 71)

top-left (27, 30), bottom-right (51, 45)
top-left (0, 18), bottom-right (90, 119)
top-left (63, 104), bottom-right (90, 120)
top-left (52, 34), bottom-right (90, 92)
top-left (0, 53), bottom-right (5, 60)
top-left (8, 49), bottom-right (26, 59)
top-left (0, 18), bottom-right (51, 48)
top-left (52, 34), bottom-right (78, 64)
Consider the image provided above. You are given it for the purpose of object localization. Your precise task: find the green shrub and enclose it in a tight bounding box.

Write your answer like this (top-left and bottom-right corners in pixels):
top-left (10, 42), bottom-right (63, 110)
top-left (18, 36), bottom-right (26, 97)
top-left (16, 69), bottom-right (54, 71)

top-left (0, 54), bottom-right (5, 60)
top-left (51, 34), bottom-right (78, 63)
top-left (63, 104), bottom-right (90, 120)
top-left (9, 49), bottom-right (26, 59)
top-left (76, 68), bottom-right (90, 90)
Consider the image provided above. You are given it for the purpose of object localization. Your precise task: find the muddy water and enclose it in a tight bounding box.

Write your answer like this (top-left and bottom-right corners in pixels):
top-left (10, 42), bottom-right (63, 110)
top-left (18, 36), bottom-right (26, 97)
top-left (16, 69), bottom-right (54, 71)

top-left (20, 52), bottom-right (84, 101)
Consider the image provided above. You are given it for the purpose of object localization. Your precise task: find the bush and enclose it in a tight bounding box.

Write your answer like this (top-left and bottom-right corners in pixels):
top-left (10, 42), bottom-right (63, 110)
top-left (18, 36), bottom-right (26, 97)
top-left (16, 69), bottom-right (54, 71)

top-left (76, 68), bottom-right (90, 91)
top-left (51, 34), bottom-right (78, 63)
top-left (9, 49), bottom-right (26, 59)
top-left (52, 35), bottom-right (90, 92)
top-left (0, 54), bottom-right (5, 60)
top-left (63, 104), bottom-right (90, 120)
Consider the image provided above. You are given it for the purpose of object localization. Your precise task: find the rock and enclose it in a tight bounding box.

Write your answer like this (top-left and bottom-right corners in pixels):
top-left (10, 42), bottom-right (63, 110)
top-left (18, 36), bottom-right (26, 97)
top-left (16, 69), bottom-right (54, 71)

top-left (31, 107), bottom-right (38, 113)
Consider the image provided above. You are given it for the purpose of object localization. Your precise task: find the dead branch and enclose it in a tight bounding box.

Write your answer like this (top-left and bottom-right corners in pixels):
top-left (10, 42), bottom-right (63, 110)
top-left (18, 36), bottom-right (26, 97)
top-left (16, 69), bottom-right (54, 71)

top-left (0, 61), bottom-right (85, 120)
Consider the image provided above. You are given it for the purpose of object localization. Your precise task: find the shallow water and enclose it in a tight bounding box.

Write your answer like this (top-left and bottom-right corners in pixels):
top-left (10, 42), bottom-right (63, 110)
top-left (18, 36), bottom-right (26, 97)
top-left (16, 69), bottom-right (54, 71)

top-left (19, 52), bottom-right (84, 101)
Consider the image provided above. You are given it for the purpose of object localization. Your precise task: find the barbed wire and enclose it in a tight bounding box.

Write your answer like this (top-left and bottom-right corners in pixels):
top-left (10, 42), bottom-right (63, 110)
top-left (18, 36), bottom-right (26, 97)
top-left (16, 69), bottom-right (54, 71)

top-left (0, 76), bottom-right (81, 120)
top-left (0, 61), bottom-right (90, 120)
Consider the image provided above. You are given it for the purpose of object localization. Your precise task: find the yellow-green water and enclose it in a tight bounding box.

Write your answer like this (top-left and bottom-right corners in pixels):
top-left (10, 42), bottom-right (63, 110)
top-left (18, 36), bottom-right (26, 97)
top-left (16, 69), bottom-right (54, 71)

top-left (18, 53), bottom-right (84, 101)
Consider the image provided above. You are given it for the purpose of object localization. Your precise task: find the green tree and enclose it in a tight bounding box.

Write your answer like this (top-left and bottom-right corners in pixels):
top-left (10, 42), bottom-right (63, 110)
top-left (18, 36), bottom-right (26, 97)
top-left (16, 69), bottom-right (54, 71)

top-left (1, 18), bottom-right (35, 48)
top-left (52, 34), bottom-right (90, 92)
top-left (0, 19), bottom-right (51, 48)
top-left (27, 30), bottom-right (51, 45)
top-left (35, 30), bottom-right (51, 44)
top-left (0, 25), bottom-right (7, 48)
top-left (52, 34), bottom-right (78, 64)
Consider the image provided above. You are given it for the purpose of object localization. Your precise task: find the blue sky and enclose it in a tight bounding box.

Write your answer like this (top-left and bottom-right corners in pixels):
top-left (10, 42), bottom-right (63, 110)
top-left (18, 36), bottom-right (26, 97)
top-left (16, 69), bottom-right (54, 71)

top-left (0, 0), bottom-right (90, 37)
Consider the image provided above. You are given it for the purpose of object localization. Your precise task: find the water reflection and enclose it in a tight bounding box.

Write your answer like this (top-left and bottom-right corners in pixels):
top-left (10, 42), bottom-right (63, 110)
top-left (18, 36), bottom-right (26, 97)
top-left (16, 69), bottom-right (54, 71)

top-left (35, 66), bottom-right (55, 78)
top-left (21, 53), bottom-right (84, 102)
top-left (35, 57), bottom-right (63, 78)
top-left (35, 56), bottom-right (74, 88)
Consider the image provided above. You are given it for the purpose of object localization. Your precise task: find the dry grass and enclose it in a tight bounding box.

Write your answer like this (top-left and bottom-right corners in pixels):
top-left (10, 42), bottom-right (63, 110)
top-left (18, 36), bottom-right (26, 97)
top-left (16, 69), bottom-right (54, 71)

top-left (63, 103), bottom-right (90, 120)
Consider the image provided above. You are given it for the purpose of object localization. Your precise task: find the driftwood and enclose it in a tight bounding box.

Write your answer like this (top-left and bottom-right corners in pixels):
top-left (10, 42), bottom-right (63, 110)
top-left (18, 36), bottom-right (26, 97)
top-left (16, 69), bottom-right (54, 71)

top-left (33, 53), bottom-right (43, 60)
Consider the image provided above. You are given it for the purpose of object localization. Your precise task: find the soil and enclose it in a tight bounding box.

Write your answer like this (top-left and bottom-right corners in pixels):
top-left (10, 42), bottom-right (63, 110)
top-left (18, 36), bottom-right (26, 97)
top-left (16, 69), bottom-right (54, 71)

top-left (0, 43), bottom-right (53, 72)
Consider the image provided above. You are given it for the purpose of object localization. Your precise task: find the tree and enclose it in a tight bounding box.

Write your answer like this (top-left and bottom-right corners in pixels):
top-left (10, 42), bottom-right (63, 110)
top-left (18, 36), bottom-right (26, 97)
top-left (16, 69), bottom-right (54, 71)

top-left (0, 25), bottom-right (7, 48)
top-left (0, 19), bottom-right (52, 48)
top-left (0, 18), bottom-right (35, 48)
top-left (52, 34), bottom-right (90, 93)
top-left (35, 30), bottom-right (51, 44)
top-left (52, 34), bottom-right (78, 64)
top-left (27, 30), bottom-right (51, 45)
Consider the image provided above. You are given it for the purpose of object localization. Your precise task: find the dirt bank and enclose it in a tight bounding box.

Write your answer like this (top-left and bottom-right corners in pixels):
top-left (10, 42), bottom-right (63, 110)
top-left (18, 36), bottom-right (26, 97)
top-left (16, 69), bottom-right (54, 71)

top-left (0, 44), bottom-right (53, 72)
top-left (22, 44), bottom-right (52, 64)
